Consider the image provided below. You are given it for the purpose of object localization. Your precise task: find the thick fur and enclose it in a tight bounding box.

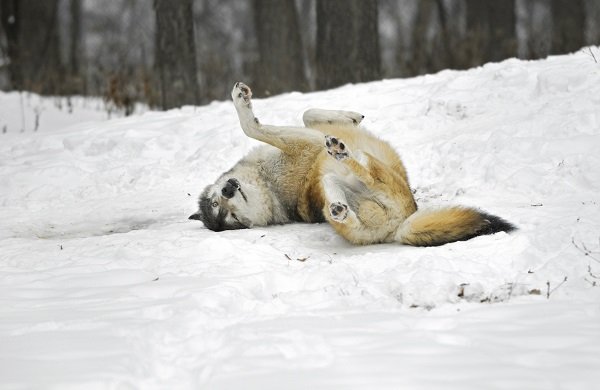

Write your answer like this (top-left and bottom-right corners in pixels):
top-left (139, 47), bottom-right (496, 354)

top-left (189, 82), bottom-right (515, 246)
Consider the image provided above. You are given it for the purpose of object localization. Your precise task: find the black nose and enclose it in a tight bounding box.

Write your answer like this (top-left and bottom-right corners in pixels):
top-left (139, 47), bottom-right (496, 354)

top-left (221, 178), bottom-right (240, 199)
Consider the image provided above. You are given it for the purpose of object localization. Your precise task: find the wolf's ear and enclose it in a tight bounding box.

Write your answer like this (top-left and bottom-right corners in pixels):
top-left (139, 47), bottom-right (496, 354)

top-left (188, 211), bottom-right (202, 221)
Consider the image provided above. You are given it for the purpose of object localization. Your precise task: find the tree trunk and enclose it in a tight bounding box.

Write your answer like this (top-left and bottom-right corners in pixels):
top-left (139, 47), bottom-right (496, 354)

top-left (465, 0), bottom-right (516, 66)
top-left (551, 0), bottom-right (585, 54)
top-left (252, 0), bottom-right (307, 96)
top-left (154, 0), bottom-right (200, 109)
top-left (68, 0), bottom-right (83, 94)
top-left (0, 0), bottom-right (63, 93)
top-left (410, 0), bottom-right (435, 75)
top-left (69, 0), bottom-right (81, 76)
top-left (316, 0), bottom-right (380, 90)
top-left (0, 0), bottom-right (20, 89)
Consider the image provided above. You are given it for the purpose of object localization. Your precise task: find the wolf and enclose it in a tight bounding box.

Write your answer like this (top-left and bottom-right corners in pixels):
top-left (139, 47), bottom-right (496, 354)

top-left (189, 82), bottom-right (515, 246)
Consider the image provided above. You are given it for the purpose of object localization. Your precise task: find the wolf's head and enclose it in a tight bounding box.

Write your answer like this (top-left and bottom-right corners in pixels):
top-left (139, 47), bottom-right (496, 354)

top-left (189, 174), bottom-right (273, 231)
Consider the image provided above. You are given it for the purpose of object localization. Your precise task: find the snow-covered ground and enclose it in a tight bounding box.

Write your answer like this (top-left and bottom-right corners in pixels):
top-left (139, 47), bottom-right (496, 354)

top-left (1, 49), bottom-right (600, 389)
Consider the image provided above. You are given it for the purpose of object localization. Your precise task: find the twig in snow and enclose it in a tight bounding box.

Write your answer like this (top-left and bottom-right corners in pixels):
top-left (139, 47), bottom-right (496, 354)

top-left (584, 278), bottom-right (597, 287)
top-left (588, 265), bottom-right (600, 280)
top-left (19, 92), bottom-right (26, 132)
top-left (34, 106), bottom-right (42, 131)
top-left (546, 276), bottom-right (568, 299)
top-left (571, 237), bottom-right (600, 264)
top-left (585, 266), bottom-right (599, 287)
top-left (587, 47), bottom-right (598, 63)
top-left (284, 253), bottom-right (309, 262)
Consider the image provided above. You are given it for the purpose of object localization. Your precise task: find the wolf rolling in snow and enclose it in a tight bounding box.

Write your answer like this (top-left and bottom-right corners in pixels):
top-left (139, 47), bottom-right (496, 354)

top-left (189, 82), bottom-right (515, 246)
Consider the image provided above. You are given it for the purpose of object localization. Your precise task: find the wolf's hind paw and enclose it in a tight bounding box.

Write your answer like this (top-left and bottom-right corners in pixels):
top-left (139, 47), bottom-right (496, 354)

top-left (329, 202), bottom-right (349, 222)
top-left (325, 135), bottom-right (349, 161)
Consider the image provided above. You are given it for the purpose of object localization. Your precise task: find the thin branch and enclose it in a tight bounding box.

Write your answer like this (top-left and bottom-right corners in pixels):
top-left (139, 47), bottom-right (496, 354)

top-left (19, 92), bottom-right (26, 132)
top-left (588, 47), bottom-right (598, 64)
top-left (571, 237), bottom-right (600, 263)
top-left (584, 278), bottom-right (597, 287)
top-left (548, 276), bottom-right (568, 297)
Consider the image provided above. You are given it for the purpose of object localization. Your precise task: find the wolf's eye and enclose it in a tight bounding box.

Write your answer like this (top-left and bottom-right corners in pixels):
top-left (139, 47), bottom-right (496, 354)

top-left (212, 202), bottom-right (218, 207)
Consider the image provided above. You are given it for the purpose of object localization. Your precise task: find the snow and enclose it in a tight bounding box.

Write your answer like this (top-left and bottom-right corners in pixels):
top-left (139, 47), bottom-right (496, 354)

top-left (1, 49), bottom-right (600, 389)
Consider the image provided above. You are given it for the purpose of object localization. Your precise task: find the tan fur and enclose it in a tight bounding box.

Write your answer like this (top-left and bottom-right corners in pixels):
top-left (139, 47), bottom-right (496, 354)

top-left (194, 82), bottom-right (515, 245)
top-left (396, 207), bottom-right (491, 246)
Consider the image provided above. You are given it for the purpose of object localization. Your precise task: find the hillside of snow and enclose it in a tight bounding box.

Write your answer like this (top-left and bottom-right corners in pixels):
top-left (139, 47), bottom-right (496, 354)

top-left (1, 49), bottom-right (600, 389)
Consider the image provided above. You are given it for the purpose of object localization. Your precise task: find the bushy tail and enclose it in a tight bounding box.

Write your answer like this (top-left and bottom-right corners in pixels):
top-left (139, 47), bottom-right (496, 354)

top-left (395, 207), bottom-right (516, 247)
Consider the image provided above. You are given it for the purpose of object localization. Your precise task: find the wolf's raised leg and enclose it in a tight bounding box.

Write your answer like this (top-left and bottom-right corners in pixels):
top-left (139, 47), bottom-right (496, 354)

top-left (231, 82), bottom-right (322, 152)
top-left (302, 108), bottom-right (364, 128)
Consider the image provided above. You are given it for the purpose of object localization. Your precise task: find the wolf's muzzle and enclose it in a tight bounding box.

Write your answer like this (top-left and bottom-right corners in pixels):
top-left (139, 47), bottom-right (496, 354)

top-left (222, 178), bottom-right (240, 199)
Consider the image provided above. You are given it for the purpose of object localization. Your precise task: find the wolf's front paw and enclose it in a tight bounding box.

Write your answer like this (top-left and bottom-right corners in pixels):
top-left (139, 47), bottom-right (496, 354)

top-left (329, 202), bottom-right (349, 222)
top-left (325, 135), bottom-right (349, 160)
top-left (231, 82), bottom-right (253, 107)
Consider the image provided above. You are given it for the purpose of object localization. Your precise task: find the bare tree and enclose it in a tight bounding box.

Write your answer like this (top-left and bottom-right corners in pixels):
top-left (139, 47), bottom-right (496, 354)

top-left (69, 0), bottom-right (82, 76)
top-left (194, 1), bottom-right (254, 103)
top-left (67, 0), bottom-right (84, 94)
top-left (0, 0), bottom-right (63, 93)
top-left (154, 0), bottom-right (199, 109)
top-left (315, 0), bottom-right (380, 90)
top-left (465, 0), bottom-right (516, 66)
top-left (551, 0), bottom-right (585, 54)
top-left (521, 0), bottom-right (552, 59)
top-left (0, 0), bottom-right (20, 89)
top-left (252, 0), bottom-right (307, 95)
top-left (296, 0), bottom-right (317, 88)
top-left (409, 0), bottom-right (441, 75)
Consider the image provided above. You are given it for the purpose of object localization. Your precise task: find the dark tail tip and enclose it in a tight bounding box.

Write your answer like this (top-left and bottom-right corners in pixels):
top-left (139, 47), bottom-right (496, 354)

top-left (479, 212), bottom-right (517, 235)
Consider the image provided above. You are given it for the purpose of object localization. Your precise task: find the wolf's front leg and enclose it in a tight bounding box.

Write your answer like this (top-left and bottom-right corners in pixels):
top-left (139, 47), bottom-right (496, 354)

top-left (324, 135), bottom-right (374, 186)
top-left (231, 82), bottom-right (322, 152)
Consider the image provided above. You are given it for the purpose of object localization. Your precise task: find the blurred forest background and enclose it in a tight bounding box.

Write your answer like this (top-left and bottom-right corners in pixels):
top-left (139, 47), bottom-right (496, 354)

top-left (1, 0), bottom-right (599, 112)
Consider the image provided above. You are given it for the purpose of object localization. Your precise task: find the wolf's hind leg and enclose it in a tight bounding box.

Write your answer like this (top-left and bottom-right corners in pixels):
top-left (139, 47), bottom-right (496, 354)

top-left (321, 174), bottom-right (390, 245)
top-left (321, 174), bottom-right (358, 226)
top-left (303, 108), bottom-right (364, 128)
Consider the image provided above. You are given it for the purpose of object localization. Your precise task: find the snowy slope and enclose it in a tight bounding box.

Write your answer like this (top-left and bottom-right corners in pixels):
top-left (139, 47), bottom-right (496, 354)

top-left (1, 49), bottom-right (600, 389)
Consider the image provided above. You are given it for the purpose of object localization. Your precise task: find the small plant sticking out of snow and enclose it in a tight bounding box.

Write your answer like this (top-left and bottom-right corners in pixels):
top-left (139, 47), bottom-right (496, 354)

top-left (586, 47), bottom-right (599, 64)
top-left (572, 236), bottom-right (600, 287)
